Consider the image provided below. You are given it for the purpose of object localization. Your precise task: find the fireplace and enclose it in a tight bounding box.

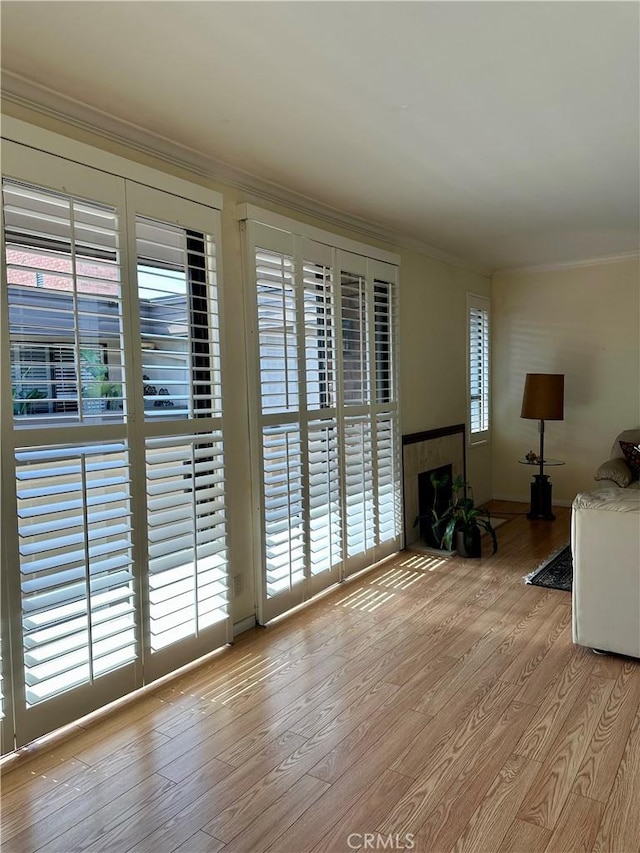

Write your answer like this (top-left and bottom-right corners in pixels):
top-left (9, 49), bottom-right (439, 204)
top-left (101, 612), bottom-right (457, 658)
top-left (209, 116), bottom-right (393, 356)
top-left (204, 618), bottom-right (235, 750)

top-left (403, 424), bottom-right (466, 550)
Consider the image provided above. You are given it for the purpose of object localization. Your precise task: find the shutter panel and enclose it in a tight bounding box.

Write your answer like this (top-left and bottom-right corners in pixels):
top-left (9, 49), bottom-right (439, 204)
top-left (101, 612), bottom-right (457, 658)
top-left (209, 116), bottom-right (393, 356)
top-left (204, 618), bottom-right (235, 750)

top-left (3, 153), bottom-right (228, 752)
top-left (303, 261), bottom-right (336, 410)
top-left (374, 280), bottom-right (393, 404)
top-left (4, 180), bottom-right (125, 425)
top-left (256, 249), bottom-right (298, 415)
top-left (469, 298), bottom-right (490, 437)
top-left (15, 442), bottom-right (134, 706)
top-left (308, 419), bottom-right (341, 576)
top-left (262, 425), bottom-right (304, 598)
top-left (244, 215), bottom-right (400, 621)
top-left (344, 416), bottom-right (375, 569)
top-left (146, 433), bottom-right (228, 653)
top-left (128, 190), bottom-right (229, 679)
top-left (376, 413), bottom-right (401, 544)
top-left (341, 271), bottom-right (370, 406)
top-left (137, 218), bottom-right (220, 421)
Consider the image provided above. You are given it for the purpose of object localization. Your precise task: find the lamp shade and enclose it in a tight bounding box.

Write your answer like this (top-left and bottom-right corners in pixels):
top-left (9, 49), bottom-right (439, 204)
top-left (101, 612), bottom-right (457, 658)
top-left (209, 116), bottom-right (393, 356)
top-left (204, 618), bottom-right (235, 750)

top-left (521, 373), bottom-right (564, 420)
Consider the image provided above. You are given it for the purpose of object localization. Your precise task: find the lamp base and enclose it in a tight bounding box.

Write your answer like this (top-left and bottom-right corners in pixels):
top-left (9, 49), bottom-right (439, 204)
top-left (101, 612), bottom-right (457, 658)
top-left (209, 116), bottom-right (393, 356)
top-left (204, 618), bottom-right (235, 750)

top-left (527, 474), bottom-right (555, 521)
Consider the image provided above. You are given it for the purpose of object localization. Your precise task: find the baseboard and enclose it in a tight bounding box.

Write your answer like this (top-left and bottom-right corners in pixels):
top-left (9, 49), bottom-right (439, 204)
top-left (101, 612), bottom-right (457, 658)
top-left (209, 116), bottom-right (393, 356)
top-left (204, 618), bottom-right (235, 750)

top-left (233, 615), bottom-right (257, 637)
top-left (493, 493), bottom-right (574, 508)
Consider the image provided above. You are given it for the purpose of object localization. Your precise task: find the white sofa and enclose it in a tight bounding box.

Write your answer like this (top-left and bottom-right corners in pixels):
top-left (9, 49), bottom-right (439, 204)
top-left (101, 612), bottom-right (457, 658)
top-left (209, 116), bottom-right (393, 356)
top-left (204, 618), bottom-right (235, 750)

top-left (572, 486), bottom-right (640, 657)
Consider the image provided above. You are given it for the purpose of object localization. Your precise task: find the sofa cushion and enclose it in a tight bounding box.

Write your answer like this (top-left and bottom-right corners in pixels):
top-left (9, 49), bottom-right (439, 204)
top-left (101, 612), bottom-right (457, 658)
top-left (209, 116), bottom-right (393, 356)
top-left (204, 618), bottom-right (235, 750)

top-left (595, 456), bottom-right (633, 488)
top-left (620, 440), bottom-right (640, 480)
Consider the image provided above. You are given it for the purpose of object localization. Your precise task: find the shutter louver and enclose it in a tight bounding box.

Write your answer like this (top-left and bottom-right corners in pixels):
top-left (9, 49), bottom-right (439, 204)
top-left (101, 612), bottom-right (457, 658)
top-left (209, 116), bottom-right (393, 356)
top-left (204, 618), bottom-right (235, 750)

top-left (469, 300), bottom-right (490, 436)
top-left (15, 442), bottom-right (135, 706)
top-left (262, 425), bottom-right (304, 597)
top-left (3, 180), bottom-right (125, 425)
top-left (256, 249), bottom-right (298, 414)
top-left (146, 433), bottom-right (228, 652)
top-left (308, 420), bottom-right (341, 576)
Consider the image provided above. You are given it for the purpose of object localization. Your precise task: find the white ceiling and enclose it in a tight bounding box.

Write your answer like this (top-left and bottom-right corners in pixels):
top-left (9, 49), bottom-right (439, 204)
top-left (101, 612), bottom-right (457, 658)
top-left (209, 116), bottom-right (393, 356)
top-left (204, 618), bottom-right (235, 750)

top-left (1, 1), bottom-right (639, 272)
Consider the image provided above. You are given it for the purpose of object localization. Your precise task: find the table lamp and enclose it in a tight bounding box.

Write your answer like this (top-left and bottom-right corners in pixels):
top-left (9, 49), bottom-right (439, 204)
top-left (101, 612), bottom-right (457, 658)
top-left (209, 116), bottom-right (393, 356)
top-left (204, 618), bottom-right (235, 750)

top-left (521, 373), bottom-right (564, 519)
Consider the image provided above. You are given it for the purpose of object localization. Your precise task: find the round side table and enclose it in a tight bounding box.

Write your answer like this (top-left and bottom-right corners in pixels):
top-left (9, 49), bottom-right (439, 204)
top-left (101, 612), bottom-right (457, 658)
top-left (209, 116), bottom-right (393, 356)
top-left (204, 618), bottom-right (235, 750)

top-left (518, 458), bottom-right (565, 520)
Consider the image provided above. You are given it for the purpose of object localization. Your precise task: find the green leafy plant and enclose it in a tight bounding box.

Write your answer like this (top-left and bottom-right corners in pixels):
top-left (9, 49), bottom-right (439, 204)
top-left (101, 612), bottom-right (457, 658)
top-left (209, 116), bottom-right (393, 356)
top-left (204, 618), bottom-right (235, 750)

top-left (441, 475), bottom-right (498, 555)
top-left (12, 365), bottom-right (47, 415)
top-left (413, 470), bottom-right (452, 549)
top-left (12, 386), bottom-right (47, 415)
top-left (80, 348), bottom-right (122, 408)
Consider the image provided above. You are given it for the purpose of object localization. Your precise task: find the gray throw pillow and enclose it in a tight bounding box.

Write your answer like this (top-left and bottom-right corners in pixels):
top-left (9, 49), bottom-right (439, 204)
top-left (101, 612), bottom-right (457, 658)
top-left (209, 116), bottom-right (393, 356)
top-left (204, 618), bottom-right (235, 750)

top-left (595, 457), bottom-right (633, 488)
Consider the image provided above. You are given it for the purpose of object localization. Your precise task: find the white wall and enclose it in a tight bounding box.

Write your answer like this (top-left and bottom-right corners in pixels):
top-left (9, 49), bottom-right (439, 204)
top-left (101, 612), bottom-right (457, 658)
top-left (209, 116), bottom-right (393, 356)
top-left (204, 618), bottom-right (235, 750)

top-left (400, 250), bottom-right (492, 505)
top-left (2, 102), bottom-right (493, 625)
top-left (492, 258), bottom-right (640, 505)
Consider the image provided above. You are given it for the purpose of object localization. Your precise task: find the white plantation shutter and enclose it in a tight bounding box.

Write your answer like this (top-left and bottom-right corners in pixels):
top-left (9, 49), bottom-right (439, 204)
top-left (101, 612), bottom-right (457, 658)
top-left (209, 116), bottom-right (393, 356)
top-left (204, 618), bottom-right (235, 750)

top-left (374, 280), bottom-right (394, 404)
top-left (262, 425), bottom-right (304, 599)
top-left (128, 184), bottom-right (229, 681)
top-left (16, 442), bottom-right (135, 706)
top-left (4, 181), bottom-right (125, 425)
top-left (376, 413), bottom-right (401, 545)
top-left (1, 143), bottom-right (227, 752)
top-left (308, 419), bottom-right (341, 579)
top-left (344, 416), bottom-right (375, 568)
top-left (243, 214), bottom-right (401, 621)
top-left (341, 270), bottom-right (370, 406)
top-left (468, 294), bottom-right (490, 441)
top-left (145, 433), bottom-right (228, 659)
top-left (304, 261), bottom-right (336, 410)
top-left (256, 249), bottom-right (298, 414)
top-left (136, 218), bottom-right (222, 421)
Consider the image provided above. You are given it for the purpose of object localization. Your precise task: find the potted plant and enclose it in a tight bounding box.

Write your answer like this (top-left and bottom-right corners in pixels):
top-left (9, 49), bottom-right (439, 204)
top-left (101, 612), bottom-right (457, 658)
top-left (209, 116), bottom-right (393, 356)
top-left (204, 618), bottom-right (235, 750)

top-left (441, 476), bottom-right (498, 558)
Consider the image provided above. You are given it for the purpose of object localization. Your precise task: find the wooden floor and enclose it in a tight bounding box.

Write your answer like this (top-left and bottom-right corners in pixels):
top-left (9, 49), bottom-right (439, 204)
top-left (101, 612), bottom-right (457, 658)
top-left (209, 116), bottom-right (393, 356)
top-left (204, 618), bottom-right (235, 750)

top-left (2, 501), bottom-right (640, 853)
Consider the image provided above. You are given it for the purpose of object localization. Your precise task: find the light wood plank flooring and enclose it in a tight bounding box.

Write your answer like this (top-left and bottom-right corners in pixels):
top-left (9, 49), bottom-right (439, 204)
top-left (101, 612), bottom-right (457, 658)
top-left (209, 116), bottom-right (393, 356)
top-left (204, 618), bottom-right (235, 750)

top-left (2, 501), bottom-right (640, 853)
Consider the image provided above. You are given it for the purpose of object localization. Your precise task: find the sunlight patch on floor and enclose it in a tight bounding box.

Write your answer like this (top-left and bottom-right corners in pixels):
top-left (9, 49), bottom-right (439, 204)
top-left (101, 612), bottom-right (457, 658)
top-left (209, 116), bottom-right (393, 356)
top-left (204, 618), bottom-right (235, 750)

top-left (371, 567), bottom-right (424, 590)
top-left (334, 587), bottom-right (396, 612)
top-left (397, 553), bottom-right (448, 572)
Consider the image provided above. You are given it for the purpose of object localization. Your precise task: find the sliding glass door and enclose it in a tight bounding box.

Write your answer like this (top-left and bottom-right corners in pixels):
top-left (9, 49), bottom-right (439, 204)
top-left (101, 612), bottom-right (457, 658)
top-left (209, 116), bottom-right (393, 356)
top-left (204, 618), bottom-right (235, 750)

top-left (0, 143), bottom-right (229, 751)
top-left (244, 217), bottom-right (401, 623)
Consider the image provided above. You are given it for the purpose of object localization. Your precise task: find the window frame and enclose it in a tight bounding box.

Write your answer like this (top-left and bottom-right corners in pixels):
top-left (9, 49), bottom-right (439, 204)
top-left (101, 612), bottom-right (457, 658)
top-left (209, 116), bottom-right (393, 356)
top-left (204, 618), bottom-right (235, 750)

top-left (467, 292), bottom-right (491, 446)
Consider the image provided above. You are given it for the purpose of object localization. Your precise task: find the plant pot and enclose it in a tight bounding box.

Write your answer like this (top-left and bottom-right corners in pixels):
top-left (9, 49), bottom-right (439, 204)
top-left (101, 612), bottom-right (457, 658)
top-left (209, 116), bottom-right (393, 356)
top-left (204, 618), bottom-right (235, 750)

top-left (454, 526), bottom-right (481, 558)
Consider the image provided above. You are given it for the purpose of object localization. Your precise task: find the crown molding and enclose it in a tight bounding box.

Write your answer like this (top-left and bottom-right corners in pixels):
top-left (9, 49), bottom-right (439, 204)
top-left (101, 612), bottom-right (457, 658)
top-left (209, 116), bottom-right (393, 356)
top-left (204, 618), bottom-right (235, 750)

top-left (496, 250), bottom-right (640, 276)
top-left (1, 71), bottom-right (490, 277)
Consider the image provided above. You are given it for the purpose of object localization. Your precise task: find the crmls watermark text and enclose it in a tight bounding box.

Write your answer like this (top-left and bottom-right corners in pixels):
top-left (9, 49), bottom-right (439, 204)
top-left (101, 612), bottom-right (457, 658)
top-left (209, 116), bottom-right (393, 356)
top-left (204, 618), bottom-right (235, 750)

top-left (347, 833), bottom-right (416, 850)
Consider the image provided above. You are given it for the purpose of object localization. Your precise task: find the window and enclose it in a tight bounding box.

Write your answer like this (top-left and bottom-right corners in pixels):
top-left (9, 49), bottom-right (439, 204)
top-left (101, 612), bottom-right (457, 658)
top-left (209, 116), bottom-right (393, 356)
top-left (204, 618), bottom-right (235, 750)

top-left (468, 293), bottom-right (490, 443)
top-left (1, 142), bottom-right (228, 752)
top-left (243, 211), bottom-right (401, 623)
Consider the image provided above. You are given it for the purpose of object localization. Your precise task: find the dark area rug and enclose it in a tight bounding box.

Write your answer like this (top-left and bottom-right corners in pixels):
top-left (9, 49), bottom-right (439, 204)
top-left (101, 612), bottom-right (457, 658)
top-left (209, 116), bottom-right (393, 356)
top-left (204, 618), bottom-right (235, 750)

top-left (525, 544), bottom-right (572, 592)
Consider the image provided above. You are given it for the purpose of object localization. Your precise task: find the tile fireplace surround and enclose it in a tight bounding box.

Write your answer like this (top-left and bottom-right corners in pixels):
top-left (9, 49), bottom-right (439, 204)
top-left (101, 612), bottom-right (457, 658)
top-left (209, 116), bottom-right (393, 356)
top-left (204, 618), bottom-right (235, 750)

top-left (403, 423), bottom-right (467, 549)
